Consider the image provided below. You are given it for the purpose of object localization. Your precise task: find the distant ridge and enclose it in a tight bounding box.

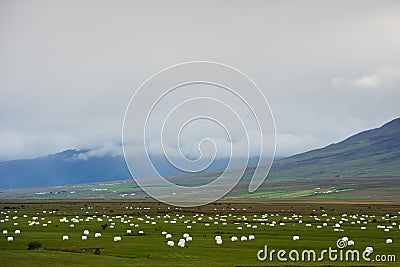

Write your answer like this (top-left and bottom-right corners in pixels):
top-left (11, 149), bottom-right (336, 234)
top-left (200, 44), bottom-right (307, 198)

top-left (0, 118), bottom-right (398, 189)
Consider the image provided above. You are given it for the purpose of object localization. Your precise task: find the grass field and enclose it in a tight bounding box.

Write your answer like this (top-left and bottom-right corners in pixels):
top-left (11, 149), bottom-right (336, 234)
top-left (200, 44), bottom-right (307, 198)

top-left (2, 176), bottom-right (400, 202)
top-left (0, 200), bottom-right (399, 266)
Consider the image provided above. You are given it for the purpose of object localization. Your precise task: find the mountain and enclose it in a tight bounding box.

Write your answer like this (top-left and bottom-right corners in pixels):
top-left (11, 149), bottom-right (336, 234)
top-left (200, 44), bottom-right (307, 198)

top-left (265, 117), bottom-right (400, 180)
top-left (0, 150), bottom-right (132, 189)
top-left (0, 118), bottom-right (399, 189)
top-left (136, 118), bottom-right (400, 189)
top-left (0, 149), bottom-right (254, 189)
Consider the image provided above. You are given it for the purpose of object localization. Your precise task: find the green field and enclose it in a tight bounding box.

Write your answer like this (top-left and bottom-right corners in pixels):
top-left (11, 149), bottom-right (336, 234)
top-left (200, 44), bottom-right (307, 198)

top-left (2, 176), bottom-right (400, 203)
top-left (0, 200), bottom-right (399, 266)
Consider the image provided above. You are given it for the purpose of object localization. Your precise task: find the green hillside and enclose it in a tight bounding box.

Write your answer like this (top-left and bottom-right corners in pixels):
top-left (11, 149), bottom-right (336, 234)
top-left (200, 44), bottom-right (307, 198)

top-left (265, 117), bottom-right (400, 180)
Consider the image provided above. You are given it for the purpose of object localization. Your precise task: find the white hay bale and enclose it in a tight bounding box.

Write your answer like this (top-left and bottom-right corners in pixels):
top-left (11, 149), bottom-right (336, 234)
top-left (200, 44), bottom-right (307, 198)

top-left (2, 230), bottom-right (8, 235)
top-left (292, 235), bottom-right (300, 241)
top-left (341, 236), bottom-right (349, 242)
top-left (138, 230), bottom-right (144, 235)
top-left (161, 231), bottom-right (167, 235)
top-left (240, 236), bottom-right (247, 241)
top-left (62, 235), bottom-right (69, 240)
top-left (361, 226), bottom-right (366, 230)
top-left (231, 236), bottom-right (238, 242)
top-left (81, 235), bottom-right (87, 240)
top-left (14, 230), bottom-right (20, 234)
top-left (215, 235), bottom-right (222, 240)
top-left (167, 240), bottom-right (174, 246)
top-left (83, 230), bottom-right (89, 235)
top-left (305, 224), bottom-right (312, 227)
top-left (185, 236), bottom-right (192, 242)
top-left (113, 236), bottom-right (122, 242)
top-left (165, 234), bottom-right (172, 239)
top-left (348, 240), bottom-right (355, 246)
top-left (365, 246), bottom-right (374, 253)
top-left (216, 239), bottom-right (223, 245)
top-left (186, 225), bottom-right (192, 229)
top-left (7, 236), bottom-right (13, 242)
top-left (249, 235), bottom-right (255, 240)
top-left (386, 238), bottom-right (393, 244)
top-left (126, 229), bottom-right (132, 234)
top-left (94, 232), bottom-right (101, 238)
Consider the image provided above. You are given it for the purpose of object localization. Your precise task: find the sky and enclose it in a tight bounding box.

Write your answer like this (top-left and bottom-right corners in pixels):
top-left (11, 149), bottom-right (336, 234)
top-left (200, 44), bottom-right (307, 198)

top-left (1, 0), bottom-right (400, 163)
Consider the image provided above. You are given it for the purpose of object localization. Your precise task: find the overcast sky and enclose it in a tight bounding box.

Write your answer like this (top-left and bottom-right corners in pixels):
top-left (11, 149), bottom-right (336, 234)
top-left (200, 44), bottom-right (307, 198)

top-left (1, 0), bottom-right (399, 162)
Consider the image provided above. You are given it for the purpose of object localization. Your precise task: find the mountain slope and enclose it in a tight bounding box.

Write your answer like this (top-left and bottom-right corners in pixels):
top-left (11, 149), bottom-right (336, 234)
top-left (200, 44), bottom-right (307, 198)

top-left (0, 150), bottom-right (245, 189)
top-left (0, 118), bottom-right (398, 189)
top-left (266, 117), bottom-right (400, 179)
top-left (0, 150), bottom-right (132, 189)
top-left (145, 117), bottom-right (400, 187)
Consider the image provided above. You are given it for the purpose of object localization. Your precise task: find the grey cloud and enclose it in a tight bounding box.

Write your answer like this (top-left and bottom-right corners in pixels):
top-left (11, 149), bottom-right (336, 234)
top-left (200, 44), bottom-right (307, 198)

top-left (1, 0), bottom-right (400, 162)
top-left (333, 67), bottom-right (400, 90)
top-left (73, 143), bottom-right (123, 160)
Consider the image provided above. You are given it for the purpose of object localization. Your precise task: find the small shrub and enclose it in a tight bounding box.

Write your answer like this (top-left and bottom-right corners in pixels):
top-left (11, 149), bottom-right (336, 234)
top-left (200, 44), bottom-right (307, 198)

top-left (28, 241), bottom-right (42, 250)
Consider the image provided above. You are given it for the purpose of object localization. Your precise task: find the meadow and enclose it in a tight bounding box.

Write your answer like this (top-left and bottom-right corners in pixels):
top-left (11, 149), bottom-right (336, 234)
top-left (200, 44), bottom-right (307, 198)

top-left (0, 200), bottom-right (399, 266)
